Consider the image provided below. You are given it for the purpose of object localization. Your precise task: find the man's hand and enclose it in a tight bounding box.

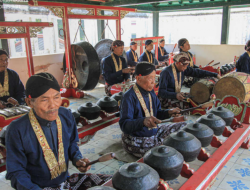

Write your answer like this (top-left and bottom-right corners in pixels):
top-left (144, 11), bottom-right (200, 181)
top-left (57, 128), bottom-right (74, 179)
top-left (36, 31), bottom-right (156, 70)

top-left (76, 158), bottom-right (91, 173)
top-left (217, 74), bottom-right (221, 79)
top-left (176, 92), bottom-right (185, 101)
top-left (168, 108), bottom-right (181, 117)
top-left (126, 78), bottom-right (130, 82)
top-left (143, 116), bottom-right (161, 129)
top-left (122, 68), bottom-right (133, 74)
top-left (0, 101), bottom-right (6, 109)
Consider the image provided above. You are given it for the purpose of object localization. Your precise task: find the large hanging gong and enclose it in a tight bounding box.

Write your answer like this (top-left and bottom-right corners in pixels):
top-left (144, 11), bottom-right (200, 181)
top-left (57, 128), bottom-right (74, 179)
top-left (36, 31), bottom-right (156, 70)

top-left (63, 42), bottom-right (100, 90)
top-left (94, 39), bottom-right (127, 84)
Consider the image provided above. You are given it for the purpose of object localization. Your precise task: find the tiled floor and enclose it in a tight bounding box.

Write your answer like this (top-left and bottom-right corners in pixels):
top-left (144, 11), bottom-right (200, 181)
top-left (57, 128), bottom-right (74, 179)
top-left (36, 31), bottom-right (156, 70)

top-left (1, 86), bottom-right (250, 190)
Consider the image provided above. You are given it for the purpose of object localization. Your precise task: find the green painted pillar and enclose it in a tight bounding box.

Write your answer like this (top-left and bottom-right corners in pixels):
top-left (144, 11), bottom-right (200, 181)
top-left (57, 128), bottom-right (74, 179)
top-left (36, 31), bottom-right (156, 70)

top-left (97, 11), bottom-right (105, 41)
top-left (0, 1), bottom-right (9, 53)
top-left (221, 5), bottom-right (230, 44)
top-left (153, 11), bottom-right (159, 37)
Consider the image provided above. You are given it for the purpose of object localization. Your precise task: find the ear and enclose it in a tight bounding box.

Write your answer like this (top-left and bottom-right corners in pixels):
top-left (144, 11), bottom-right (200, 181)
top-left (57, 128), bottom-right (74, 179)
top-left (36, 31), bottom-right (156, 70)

top-left (25, 98), bottom-right (34, 108)
top-left (135, 75), bottom-right (140, 81)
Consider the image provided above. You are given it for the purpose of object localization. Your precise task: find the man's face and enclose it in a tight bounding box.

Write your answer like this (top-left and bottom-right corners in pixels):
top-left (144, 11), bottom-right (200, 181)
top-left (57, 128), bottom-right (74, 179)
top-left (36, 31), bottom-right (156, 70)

top-left (113, 46), bottom-right (124, 56)
top-left (160, 41), bottom-right (165, 48)
top-left (130, 44), bottom-right (137, 51)
top-left (26, 88), bottom-right (62, 121)
top-left (0, 54), bottom-right (8, 72)
top-left (146, 42), bottom-right (154, 51)
top-left (136, 70), bottom-right (156, 91)
top-left (176, 62), bottom-right (189, 72)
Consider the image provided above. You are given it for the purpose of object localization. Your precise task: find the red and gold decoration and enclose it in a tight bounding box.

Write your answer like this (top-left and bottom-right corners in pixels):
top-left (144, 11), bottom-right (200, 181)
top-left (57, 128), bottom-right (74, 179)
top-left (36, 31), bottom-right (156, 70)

top-left (133, 84), bottom-right (153, 117)
top-left (29, 109), bottom-right (66, 179)
top-left (111, 53), bottom-right (122, 72)
top-left (172, 64), bottom-right (181, 93)
top-left (145, 51), bottom-right (153, 64)
top-left (0, 70), bottom-right (9, 98)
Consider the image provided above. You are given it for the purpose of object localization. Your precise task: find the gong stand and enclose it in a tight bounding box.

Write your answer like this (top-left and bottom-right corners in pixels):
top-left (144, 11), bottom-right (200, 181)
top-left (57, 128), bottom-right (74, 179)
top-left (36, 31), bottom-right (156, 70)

top-left (0, 21), bottom-right (53, 77)
top-left (131, 36), bottom-right (164, 60)
top-left (28, 0), bottom-right (136, 98)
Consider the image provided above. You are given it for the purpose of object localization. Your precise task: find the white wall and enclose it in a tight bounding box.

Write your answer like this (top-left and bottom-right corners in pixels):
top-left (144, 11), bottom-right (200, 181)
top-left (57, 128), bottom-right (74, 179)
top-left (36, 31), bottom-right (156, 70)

top-left (8, 44), bottom-right (245, 87)
top-left (8, 53), bottom-right (64, 87)
top-left (164, 44), bottom-right (245, 66)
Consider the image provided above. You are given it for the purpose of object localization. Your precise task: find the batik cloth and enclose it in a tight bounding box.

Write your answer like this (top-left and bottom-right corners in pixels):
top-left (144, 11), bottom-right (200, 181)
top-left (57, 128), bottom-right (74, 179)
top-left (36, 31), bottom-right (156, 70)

top-left (43, 173), bottom-right (112, 190)
top-left (105, 83), bottom-right (112, 96)
top-left (158, 95), bottom-right (191, 110)
top-left (122, 122), bottom-right (186, 157)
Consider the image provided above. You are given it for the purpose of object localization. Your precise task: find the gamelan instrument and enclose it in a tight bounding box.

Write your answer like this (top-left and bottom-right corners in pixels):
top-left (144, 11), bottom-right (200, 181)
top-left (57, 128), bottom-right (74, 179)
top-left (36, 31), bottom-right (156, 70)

top-left (190, 78), bottom-right (218, 104)
top-left (63, 42), bottom-right (100, 90)
top-left (0, 105), bottom-right (31, 128)
top-left (180, 100), bottom-right (214, 114)
top-left (213, 72), bottom-right (250, 102)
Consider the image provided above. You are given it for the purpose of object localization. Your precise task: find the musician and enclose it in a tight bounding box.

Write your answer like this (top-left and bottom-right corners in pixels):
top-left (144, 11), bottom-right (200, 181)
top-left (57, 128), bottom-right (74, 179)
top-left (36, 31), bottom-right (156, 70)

top-left (6, 72), bottom-right (111, 190)
top-left (102, 40), bottom-right (133, 96)
top-left (178, 38), bottom-right (200, 88)
top-left (236, 40), bottom-right (250, 74)
top-left (178, 38), bottom-right (199, 69)
top-left (126, 41), bottom-right (138, 67)
top-left (158, 39), bottom-right (169, 62)
top-left (158, 52), bottom-right (220, 109)
top-left (119, 62), bottom-right (186, 157)
top-left (0, 49), bottom-right (25, 107)
top-left (139, 40), bottom-right (159, 67)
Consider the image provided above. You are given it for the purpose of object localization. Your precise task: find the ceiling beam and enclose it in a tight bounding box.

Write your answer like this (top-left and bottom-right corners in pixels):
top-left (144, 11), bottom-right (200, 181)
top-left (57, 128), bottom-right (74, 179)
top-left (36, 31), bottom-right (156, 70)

top-left (102, 0), bottom-right (172, 7)
top-left (124, 0), bottom-right (250, 11)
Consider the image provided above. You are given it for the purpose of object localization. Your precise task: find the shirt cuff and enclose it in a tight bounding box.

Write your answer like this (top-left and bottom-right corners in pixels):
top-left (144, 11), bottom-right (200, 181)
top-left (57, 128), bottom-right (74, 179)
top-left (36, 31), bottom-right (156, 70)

top-left (72, 155), bottom-right (84, 167)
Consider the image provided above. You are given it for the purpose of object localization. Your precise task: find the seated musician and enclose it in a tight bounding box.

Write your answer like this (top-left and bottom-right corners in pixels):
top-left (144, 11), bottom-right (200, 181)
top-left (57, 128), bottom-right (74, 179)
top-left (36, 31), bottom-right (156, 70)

top-left (236, 40), bottom-right (250, 74)
top-left (139, 40), bottom-right (159, 67)
top-left (0, 49), bottom-right (25, 108)
top-left (158, 52), bottom-right (221, 109)
top-left (102, 40), bottom-right (134, 96)
top-left (126, 41), bottom-right (138, 67)
top-left (6, 72), bottom-right (111, 190)
top-left (178, 38), bottom-right (199, 69)
top-left (158, 39), bottom-right (169, 63)
top-left (178, 38), bottom-right (200, 87)
top-left (119, 62), bottom-right (186, 158)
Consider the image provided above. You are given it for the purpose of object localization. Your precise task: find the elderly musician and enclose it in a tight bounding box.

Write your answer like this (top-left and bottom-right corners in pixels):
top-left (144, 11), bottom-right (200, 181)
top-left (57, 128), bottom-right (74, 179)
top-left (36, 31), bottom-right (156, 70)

top-left (119, 62), bottom-right (186, 157)
top-left (158, 52), bottom-right (221, 109)
top-left (102, 40), bottom-right (134, 96)
top-left (6, 72), bottom-right (111, 190)
top-left (0, 49), bottom-right (25, 109)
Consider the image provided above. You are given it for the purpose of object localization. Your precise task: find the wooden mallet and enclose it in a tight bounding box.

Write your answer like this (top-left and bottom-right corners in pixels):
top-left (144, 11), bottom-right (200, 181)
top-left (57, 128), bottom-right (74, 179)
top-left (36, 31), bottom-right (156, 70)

top-left (86, 152), bottom-right (115, 167)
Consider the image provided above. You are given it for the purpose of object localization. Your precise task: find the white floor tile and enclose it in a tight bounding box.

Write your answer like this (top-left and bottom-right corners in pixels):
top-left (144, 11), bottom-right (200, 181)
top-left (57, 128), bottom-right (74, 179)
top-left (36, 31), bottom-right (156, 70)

top-left (96, 166), bottom-right (116, 175)
top-left (107, 160), bottom-right (126, 170)
top-left (236, 154), bottom-right (250, 167)
top-left (228, 163), bottom-right (250, 180)
top-left (218, 174), bottom-right (250, 190)
top-left (220, 161), bottom-right (235, 174)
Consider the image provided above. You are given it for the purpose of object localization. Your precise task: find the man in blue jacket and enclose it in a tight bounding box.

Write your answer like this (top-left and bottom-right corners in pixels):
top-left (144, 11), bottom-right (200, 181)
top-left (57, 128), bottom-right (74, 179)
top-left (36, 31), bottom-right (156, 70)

top-left (119, 62), bottom-right (186, 157)
top-left (6, 72), bottom-right (111, 190)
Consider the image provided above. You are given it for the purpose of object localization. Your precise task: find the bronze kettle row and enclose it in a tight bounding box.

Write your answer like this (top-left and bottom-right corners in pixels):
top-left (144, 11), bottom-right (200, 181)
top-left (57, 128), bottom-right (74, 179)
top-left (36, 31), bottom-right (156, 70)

top-left (77, 92), bottom-right (123, 120)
